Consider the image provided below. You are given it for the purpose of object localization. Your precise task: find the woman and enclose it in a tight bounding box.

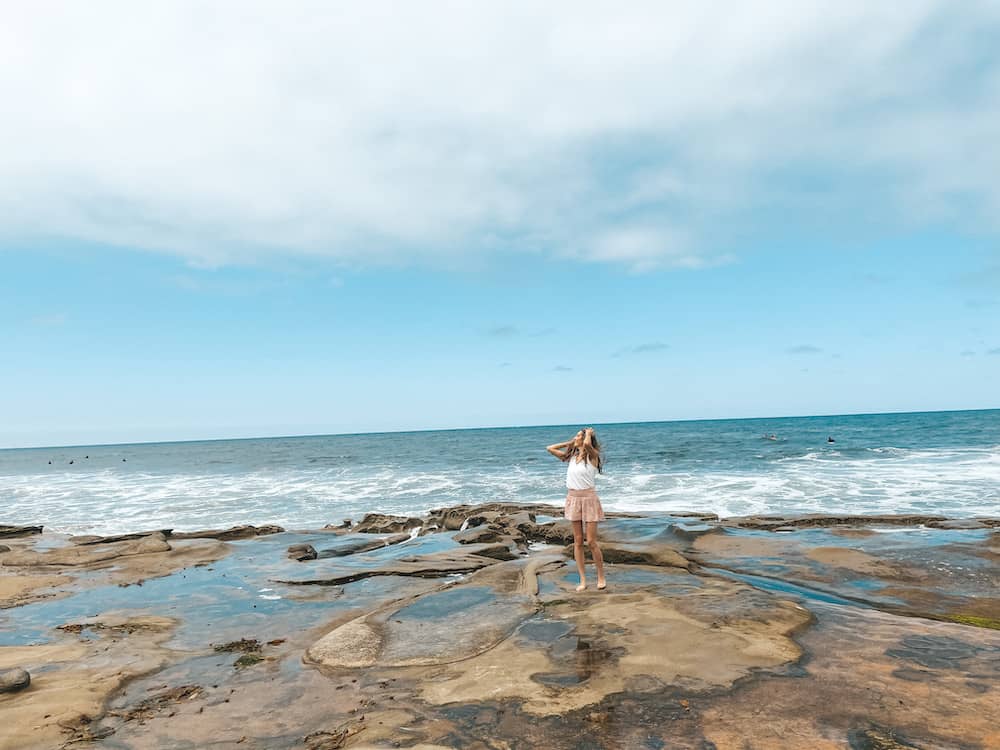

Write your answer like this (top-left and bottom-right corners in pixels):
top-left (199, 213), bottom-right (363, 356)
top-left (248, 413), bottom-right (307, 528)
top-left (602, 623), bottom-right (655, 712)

top-left (546, 427), bottom-right (606, 591)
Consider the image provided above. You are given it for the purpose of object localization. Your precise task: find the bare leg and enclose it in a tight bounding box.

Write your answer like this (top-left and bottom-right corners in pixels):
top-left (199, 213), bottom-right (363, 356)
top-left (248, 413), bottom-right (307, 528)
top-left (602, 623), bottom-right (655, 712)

top-left (587, 521), bottom-right (606, 589)
top-left (572, 520), bottom-right (586, 591)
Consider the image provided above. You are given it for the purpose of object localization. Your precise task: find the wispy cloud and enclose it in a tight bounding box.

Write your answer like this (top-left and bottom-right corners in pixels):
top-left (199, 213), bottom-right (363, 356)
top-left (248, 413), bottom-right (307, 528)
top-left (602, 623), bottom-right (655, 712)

top-left (2, 4), bottom-right (998, 270)
top-left (787, 344), bottom-right (823, 355)
top-left (486, 325), bottom-right (518, 338)
top-left (987, 348), bottom-right (1000, 356)
top-left (960, 350), bottom-right (976, 357)
top-left (553, 365), bottom-right (573, 372)
top-left (612, 341), bottom-right (669, 357)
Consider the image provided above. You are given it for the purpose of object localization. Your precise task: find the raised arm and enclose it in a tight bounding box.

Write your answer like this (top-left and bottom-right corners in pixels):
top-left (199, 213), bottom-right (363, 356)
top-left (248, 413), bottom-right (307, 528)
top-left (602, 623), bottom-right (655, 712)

top-left (546, 437), bottom-right (576, 461)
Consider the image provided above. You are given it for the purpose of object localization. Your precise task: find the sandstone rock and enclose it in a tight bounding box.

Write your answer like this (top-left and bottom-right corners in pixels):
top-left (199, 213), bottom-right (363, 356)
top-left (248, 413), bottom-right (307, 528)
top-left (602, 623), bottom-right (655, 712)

top-left (0, 544), bottom-right (9, 554)
top-left (927, 519), bottom-right (991, 530)
top-left (453, 525), bottom-right (505, 544)
top-left (1, 533), bottom-right (171, 567)
top-left (171, 524), bottom-right (284, 540)
top-left (0, 525), bottom-right (42, 538)
top-left (469, 542), bottom-right (518, 560)
top-left (287, 543), bottom-right (318, 561)
top-left (522, 520), bottom-right (575, 545)
top-left (0, 668), bottom-right (30, 693)
top-left (427, 503), bottom-right (565, 531)
top-left (318, 533), bottom-right (411, 558)
top-left (70, 530), bottom-right (174, 545)
top-left (353, 514), bottom-right (423, 534)
top-left (279, 547), bottom-right (504, 586)
top-left (597, 542), bottom-right (691, 570)
top-left (724, 514), bottom-right (948, 531)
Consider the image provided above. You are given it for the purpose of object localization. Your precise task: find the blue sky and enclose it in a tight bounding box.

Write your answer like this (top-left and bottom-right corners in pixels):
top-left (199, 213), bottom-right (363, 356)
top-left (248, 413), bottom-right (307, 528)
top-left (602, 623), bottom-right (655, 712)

top-left (2, 3), bottom-right (999, 447)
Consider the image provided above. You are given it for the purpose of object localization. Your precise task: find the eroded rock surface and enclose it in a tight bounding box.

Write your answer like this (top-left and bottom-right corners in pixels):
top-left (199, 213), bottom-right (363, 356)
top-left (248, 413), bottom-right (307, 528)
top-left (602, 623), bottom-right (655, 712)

top-left (0, 524), bottom-right (42, 538)
top-left (1, 507), bottom-right (997, 750)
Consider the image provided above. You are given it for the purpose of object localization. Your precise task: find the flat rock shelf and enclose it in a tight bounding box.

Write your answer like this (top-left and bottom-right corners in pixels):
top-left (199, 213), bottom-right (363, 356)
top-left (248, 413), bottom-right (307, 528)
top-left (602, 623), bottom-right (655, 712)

top-left (0, 505), bottom-right (997, 749)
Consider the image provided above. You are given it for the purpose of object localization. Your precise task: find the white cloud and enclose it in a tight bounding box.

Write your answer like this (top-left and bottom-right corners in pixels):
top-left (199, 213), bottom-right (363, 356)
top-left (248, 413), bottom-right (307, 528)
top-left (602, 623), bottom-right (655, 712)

top-left (1, 1), bottom-right (998, 270)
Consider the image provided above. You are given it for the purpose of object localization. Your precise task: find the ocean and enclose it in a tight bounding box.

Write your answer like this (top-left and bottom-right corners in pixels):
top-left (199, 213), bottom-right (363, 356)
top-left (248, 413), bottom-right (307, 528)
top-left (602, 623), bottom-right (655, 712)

top-left (1, 410), bottom-right (997, 535)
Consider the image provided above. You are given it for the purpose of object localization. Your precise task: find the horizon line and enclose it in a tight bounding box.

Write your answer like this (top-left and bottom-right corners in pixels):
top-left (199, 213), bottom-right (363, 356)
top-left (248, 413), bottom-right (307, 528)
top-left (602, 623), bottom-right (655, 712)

top-left (2, 406), bottom-right (997, 452)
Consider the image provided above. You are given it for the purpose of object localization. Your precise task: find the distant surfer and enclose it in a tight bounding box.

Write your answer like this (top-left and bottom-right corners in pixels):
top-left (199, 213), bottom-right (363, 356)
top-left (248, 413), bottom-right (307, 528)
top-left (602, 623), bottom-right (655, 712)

top-left (827, 436), bottom-right (835, 443)
top-left (546, 427), bottom-right (607, 592)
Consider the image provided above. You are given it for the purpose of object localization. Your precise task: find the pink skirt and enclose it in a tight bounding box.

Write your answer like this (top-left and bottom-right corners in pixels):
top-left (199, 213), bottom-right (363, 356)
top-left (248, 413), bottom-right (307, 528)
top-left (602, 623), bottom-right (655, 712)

top-left (564, 488), bottom-right (606, 523)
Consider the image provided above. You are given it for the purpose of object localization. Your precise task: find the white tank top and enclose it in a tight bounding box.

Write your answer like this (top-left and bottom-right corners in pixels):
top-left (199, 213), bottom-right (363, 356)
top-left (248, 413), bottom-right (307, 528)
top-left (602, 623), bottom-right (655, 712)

top-left (566, 457), bottom-right (597, 490)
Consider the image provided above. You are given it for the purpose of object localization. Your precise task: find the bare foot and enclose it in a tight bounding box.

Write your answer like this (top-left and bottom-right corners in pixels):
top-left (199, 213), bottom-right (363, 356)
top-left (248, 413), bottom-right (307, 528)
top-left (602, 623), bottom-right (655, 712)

top-left (597, 579), bottom-right (607, 590)
top-left (576, 581), bottom-right (587, 592)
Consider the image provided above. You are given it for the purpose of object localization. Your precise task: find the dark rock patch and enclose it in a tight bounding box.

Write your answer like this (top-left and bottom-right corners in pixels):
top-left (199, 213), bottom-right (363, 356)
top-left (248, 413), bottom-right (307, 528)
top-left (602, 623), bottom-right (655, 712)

top-left (725, 514), bottom-right (947, 531)
top-left (847, 726), bottom-right (922, 749)
top-left (0, 524), bottom-right (42, 538)
top-left (114, 684), bottom-right (202, 723)
top-left (287, 543), bottom-right (318, 561)
top-left (70, 530), bottom-right (173, 545)
top-left (171, 524), bottom-right (283, 540)
top-left (315, 532), bottom-right (411, 558)
top-left (0, 668), bottom-right (30, 693)
top-left (212, 638), bottom-right (262, 653)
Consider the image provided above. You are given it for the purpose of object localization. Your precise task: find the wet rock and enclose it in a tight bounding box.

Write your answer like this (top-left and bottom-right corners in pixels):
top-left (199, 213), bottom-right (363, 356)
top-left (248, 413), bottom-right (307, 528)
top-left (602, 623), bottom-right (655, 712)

top-left (470, 542), bottom-right (519, 561)
top-left (465, 511), bottom-right (502, 528)
top-left (505, 512), bottom-right (538, 532)
top-left (848, 726), bottom-right (922, 749)
top-left (597, 542), bottom-right (691, 570)
top-left (724, 514), bottom-right (947, 531)
top-left (0, 524), bottom-right (42, 538)
top-left (428, 503), bottom-right (564, 531)
top-left (321, 519), bottom-right (353, 529)
top-left (927, 519), bottom-right (991, 530)
top-left (885, 634), bottom-right (998, 671)
top-left (70, 530), bottom-right (174, 545)
top-left (278, 547), bottom-right (503, 586)
top-left (234, 653), bottom-right (264, 668)
top-left (58, 618), bottom-right (171, 636)
top-left (308, 560), bottom-right (539, 669)
top-left (1, 533), bottom-right (172, 567)
top-left (806, 547), bottom-right (914, 579)
top-left (213, 638), bottom-right (267, 668)
top-left (213, 638), bottom-right (263, 653)
top-left (658, 522), bottom-right (725, 544)
top-left (171, 524), bottom-right (284, 540)
top-left (317, 533), bottom-right (411, 558)
top-left (116, 684), bottom-right (202, 723)
top-left (522, 520), bottom-right (575, 545)
top-left (304, 722), bottom-right (365, 749)
top-left (453, 525), bottom-right (505, 544)
top-left (353, 513), bottom-right (423, 534)
top-left (288, 543), bottom-right (318, 561)
top-left (829, 528), bottom-right (877, 538)
top-left (0, 668), bottom-right (30, 693)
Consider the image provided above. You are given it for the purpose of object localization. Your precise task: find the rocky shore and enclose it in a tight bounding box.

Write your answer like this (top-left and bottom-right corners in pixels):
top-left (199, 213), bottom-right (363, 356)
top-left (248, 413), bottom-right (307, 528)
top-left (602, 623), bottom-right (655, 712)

top-left (0, 506), bottom-right (997, 749)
